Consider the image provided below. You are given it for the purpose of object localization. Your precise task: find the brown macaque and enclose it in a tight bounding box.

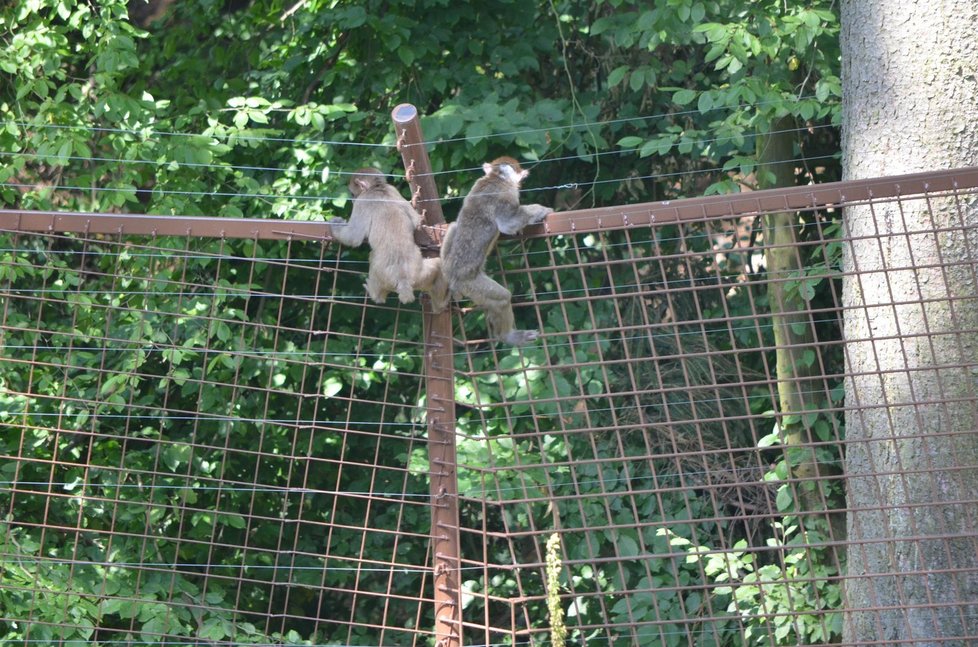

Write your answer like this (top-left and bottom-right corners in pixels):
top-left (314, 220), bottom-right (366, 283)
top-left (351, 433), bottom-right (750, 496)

top-left (329, 168), bottom-right (449, 312)
top-left (440, 157), bottom-right (552, 345)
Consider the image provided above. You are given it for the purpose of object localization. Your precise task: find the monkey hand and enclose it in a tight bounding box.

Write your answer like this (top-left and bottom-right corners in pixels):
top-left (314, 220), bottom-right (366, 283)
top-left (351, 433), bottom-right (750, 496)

top-left (525, 204), bottom-right (553, 225)
top-left (328, 216), bottom-right (348, 227)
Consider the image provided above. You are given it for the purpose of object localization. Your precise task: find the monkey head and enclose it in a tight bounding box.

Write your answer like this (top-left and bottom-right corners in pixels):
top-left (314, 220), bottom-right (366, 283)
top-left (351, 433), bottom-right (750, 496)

top-left (348, 168), bottom-right (387, 197)
top-left (483, 156), bottom-right (529, 186)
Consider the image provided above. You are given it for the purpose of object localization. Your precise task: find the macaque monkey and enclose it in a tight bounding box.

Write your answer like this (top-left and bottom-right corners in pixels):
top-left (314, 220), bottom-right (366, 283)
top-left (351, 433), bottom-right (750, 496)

top-left (441, 157), bottom-right (553, 345)
top-left (329, 168), bottom-right (449, 312)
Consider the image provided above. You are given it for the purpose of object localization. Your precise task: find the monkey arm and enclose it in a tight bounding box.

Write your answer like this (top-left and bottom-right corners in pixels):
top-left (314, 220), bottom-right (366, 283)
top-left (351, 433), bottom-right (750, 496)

top-left (496, 203), bottom-right (553, 235)
top-left (399, 202), bottom-right (423, 229)
top-left (328, 212), bottom-right (369, 247)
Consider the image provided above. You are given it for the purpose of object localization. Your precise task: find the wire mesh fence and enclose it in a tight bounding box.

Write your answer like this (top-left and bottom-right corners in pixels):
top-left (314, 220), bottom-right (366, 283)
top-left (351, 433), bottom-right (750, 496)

top-left (0, 232), bottom-right (438, 645)
top-left (2, 166), bottom-right (977, 646)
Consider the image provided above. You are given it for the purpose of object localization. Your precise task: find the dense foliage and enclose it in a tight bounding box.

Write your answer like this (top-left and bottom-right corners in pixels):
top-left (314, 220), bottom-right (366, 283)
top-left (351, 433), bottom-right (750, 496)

top-left (1, 0), bottom-right (842, 644)
top-left (1, 0), bottom-right (841, 216)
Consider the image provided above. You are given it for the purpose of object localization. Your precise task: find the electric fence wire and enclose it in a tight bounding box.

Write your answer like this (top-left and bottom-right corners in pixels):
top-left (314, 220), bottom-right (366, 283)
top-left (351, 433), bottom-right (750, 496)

top-left (0, 152), bottom-right (840, 205)
top-left (0, 120), bottom-right (837, 187)
top-left (4, 95), bottom-right (840, 205)
top-left (11, 93), bottom-right (834, 152)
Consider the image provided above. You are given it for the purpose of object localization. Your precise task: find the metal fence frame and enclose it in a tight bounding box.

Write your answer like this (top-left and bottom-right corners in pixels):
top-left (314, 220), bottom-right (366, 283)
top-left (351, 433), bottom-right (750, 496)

top-left (2, 106), bottom-right (977, 646)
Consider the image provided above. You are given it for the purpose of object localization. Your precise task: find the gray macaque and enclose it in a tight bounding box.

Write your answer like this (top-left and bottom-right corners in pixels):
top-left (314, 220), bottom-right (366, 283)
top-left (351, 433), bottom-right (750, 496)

top-left (441, 157), bottom-right (552, 345)
top-left (329, 168), bottom-right (449, 312)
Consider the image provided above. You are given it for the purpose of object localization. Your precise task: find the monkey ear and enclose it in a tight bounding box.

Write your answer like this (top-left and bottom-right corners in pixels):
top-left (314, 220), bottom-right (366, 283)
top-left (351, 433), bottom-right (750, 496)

top-left (482, 162), bottom-right (494, 175)
top-left (355, 177), bottom-right (372, 193)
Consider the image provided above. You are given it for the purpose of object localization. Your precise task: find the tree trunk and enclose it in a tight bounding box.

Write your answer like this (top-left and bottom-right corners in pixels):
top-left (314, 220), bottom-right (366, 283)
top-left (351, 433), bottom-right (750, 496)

top-left (841, 1), bottom-right (978, 643)
top-left (758, 120), bottom-right (836, 515)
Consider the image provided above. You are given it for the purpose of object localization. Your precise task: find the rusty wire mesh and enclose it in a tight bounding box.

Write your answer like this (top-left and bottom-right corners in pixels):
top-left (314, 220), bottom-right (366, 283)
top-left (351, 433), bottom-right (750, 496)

top-left (450, 175), bottom-right (978, 646)
top-left (452, 204), bottom-right (845, 646)
top-left (2, 169), bottom-right (977, 646)
top-left (0, 232), bottom-right (438, 645)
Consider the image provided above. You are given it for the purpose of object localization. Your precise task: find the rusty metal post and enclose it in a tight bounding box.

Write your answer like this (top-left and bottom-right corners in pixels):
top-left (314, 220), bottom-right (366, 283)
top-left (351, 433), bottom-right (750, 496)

top-left (391, 103), bottom-right (461, 647)
top-left (391, 105), bottom-right (445, 225)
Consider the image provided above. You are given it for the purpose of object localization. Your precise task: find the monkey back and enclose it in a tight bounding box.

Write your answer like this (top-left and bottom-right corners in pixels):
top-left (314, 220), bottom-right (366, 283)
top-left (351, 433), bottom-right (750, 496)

top-left (442, 188), bottom-right (520, 282)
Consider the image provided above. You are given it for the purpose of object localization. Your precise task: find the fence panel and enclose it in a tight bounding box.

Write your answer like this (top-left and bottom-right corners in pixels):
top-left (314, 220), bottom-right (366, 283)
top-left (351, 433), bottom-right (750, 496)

top-left (2, 166), bottom-right (977, 646)
top-left (448, 173), bottom-right (978, 646)
top-left (0, 231), bottom-right (437, 645)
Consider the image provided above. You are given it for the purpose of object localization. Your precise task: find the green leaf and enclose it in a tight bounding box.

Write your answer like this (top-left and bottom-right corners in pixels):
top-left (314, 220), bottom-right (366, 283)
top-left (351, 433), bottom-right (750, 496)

top-left (637, 11), bottom-right (655, 31)
top-left (757, 431), bottom-right (780, 448)
top-left (163, 443), bottom-right (192, 472)
top-left (704, 42), bottom-right (725, 64)
top-left (101, 598), bottom-right (130, 617)
top-left (340, 5), bottom-right (364, 27)
top-left (323, 376), bottom-right (344, 397)
top-left (221, 513), bottom-right (246, 529)
top-left (56, 139), bottom-right (72, 164)
top-left (697, 91), bottom-right (714, 113)
top-left (813, 419), bottom-right (832, 442)
top-left (673, 88), bottom-right (697, 105)
top-left (693, 22), bottom-right (723, 36)
top-left (618, 533), bottom-right (640, 557)
top-left (776, 486), bottom-right (794, 512)
top-left (590, 16), bottom-right (614, 36)
top-left (397, 47), bottom-right (415, 66)
top-left (141, 615), bottom-right (174, 643)
top-left (655, 136), bottom-right (672, 156)
top-left (802, 349), bottom-right (817, 368)
top-left (639, 138), bottom-right (659, 158)
top-left (200, 617), bottom-right (230, 641)
top-left (629, 69), bottom-right (646, 92)
top-left (617, 136), bottom-right (643, 149)
top-left (799, 279), bottom-right (816, 301)
top-left (644, 67), bottom-right (657, 87)
top-left (607, 65), bottom-right (629, 88)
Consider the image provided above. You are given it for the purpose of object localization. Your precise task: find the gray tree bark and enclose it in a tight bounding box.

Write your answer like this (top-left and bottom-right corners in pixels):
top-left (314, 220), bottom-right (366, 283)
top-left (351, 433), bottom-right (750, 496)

top-left (841, 1), bottom-right (978, 644)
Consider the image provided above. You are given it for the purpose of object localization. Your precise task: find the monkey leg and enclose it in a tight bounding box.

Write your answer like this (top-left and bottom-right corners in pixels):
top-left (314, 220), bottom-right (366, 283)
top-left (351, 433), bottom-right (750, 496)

top-left (366, 271), bottom-right (406, 305)
top-left (365, 274), bottom-right (389, 304)
top-left (417, 257), bottom-right (450, 313)
top-left (500, 328), bottom-right (539, 346)
top-left (390, 251), bottom-right (422, 304)
top-left (395, 277), bottom-right (415, 304)
top-left (457, 273), bottom-right (537, 344)
top-left (485, 299), bottom-right (516, 341)
top-left (365, 255), bottom-right (419, 305)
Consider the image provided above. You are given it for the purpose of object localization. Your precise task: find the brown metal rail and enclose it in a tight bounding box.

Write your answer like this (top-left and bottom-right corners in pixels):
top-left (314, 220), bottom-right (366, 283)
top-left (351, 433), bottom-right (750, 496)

top-left (0, 209), bottom-right (333, 240)
top-left (4, 166), bottom-right (977, 240)
top-left (527, 165), bottom-right (978, 237)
